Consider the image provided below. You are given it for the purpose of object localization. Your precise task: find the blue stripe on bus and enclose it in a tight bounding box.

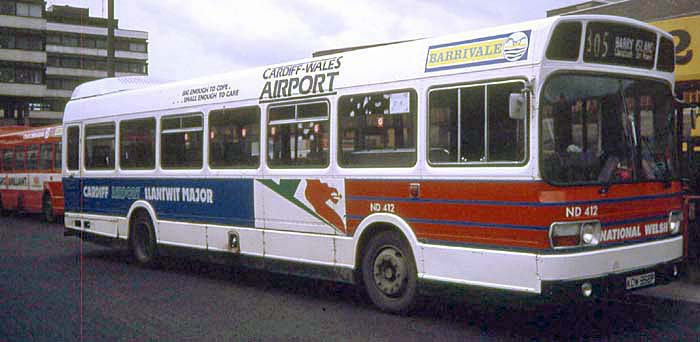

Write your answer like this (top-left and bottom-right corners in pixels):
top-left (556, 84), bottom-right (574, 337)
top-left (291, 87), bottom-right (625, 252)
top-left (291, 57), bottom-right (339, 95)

top-left (346, 192), bottom-right (680, 207)
top-left (346, 213), bottom-right (671, 233)
top-left (346, 214), bottom-right (548, 231)
top-left (63, 177), bottom-right (255, 227)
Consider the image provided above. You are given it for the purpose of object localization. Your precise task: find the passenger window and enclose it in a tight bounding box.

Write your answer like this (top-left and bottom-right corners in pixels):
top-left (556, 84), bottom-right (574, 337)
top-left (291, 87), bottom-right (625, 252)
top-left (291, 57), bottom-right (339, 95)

top-left (26, 145), bottom-right (38, 170)
top-left (338, 90), bottom-right (416, 167)
top-left (120, 118), bottom-right (156, 170)
top-left (267, 102), bottom-right (329, 168)
top-left (66, 126), bottom-right (79, 171)
top-left (15, 146), bottom-right (25, 170)
top-left (209, 107), bottom-right (260, 169)
top-left (161, 114), bottom-right (203, 169)
top-left (40, 144), bottom-right (52, 170)
top-left (3, 149), bottom-right (13, 171)
top-left (85, 122), bottom-right (116, 170)
top-left (428, 81), bottom-right (527, 164)
top-left (54, 143), bottom-right (61, 171)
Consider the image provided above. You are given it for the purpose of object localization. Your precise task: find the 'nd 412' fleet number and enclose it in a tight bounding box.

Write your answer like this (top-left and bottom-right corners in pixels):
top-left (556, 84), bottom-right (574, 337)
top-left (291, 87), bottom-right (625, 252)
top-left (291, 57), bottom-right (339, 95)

top-left (566, 205), bottom-right (598, 218)
top-left (370, 202), bottom-right (395, 213)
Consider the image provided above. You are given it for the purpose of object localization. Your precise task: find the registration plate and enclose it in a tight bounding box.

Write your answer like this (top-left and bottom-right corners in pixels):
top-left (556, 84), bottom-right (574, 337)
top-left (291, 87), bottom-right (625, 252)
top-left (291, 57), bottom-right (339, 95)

top-left (625, 272), bottom-right (655, 290)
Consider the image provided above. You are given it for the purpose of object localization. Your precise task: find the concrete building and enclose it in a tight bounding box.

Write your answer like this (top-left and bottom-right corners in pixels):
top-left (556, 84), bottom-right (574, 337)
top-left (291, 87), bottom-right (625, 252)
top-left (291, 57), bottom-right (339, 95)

top-left (0, 1), bottom-right (148, 126)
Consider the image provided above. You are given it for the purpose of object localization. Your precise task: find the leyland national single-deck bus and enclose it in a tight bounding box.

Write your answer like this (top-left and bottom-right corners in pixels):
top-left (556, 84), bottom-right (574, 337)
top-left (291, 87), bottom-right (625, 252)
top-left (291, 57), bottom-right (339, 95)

top-left (63, 15), bottom-right (684, 313)
top-left (0, 125), bottom-right (63, 221)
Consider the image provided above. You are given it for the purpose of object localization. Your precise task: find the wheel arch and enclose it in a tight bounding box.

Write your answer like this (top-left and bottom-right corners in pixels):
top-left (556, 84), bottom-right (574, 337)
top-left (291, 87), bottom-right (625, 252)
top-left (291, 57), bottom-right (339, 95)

top-left (352, 213), bottom-right (423, 275)
top-left (126, 200), bottom-right (159, 242)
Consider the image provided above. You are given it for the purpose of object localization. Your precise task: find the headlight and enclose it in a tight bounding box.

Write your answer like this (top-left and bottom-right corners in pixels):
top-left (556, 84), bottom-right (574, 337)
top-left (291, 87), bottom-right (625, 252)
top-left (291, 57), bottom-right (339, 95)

top-left (550, 220), bottom-right (601, 249)
top-left (669, 211), bottom-right (682, 235)
top-left (581, 222), bottom-right (601, 246)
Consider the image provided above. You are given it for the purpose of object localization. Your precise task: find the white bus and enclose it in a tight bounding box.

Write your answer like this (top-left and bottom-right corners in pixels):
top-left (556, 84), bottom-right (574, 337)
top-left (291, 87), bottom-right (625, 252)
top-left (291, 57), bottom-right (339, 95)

top-left (63, 15), bottom-right (684, 313)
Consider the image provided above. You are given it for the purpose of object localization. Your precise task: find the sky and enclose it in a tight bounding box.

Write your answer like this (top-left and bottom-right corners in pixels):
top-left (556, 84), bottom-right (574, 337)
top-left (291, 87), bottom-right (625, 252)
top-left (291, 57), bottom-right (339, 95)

top-left (45, 0), bottom-right (587, 82)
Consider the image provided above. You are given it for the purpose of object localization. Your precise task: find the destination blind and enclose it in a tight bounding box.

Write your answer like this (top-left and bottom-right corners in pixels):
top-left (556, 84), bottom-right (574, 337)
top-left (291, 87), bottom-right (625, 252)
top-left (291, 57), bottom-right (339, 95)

top-left (583, 21), bottom-right (657, 69)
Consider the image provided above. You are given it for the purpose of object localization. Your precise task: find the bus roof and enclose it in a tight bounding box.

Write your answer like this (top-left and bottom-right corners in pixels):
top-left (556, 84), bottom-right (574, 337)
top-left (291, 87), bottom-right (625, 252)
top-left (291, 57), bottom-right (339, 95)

top-left (64, 15), bottom-right (672, 124)
top-left (0, 125), bottom-right (62, 142)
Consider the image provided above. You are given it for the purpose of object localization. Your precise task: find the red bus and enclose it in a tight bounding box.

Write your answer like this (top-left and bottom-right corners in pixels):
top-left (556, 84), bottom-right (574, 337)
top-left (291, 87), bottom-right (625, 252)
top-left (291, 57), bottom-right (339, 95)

top-left (0, 125), bottom-right (63, 222)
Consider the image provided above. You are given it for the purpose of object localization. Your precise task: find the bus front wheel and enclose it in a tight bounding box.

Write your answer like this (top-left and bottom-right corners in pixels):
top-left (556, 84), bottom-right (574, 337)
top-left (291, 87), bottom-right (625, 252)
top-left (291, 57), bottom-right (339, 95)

top-left (361, 230), bottom-right (418, 314)
top-left (130, 213), bottom-right (158, 267)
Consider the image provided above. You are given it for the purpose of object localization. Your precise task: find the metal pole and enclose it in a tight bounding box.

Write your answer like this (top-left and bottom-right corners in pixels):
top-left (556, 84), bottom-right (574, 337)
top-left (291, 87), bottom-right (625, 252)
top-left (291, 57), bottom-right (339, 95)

top-left (107, 0), bottom-right (115, 77)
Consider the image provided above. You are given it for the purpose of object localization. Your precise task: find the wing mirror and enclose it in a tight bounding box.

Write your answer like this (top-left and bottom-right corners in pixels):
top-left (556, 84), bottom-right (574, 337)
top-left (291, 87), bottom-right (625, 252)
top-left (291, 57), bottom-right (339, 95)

top-left (509, 93), bottom-right (527, 120)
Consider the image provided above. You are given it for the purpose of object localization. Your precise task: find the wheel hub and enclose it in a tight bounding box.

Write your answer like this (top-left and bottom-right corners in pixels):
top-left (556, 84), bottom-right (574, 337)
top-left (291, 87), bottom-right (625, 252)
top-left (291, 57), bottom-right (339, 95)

top-left (373, 247), bottom-right (407, 297)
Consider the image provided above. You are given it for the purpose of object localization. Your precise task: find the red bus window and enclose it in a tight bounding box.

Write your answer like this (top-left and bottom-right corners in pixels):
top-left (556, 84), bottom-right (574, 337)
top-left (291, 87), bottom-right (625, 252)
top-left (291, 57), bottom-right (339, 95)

top-left (27, 145), bottom-right (38, 170)
top-left (54, 142), bottom-right (61, 171)
top-left (40, 144), bottom-right (52, 170)
top-left (3, 149), bottom-right (12, 171)
top-left (15, 147), bottom-right (26, 171)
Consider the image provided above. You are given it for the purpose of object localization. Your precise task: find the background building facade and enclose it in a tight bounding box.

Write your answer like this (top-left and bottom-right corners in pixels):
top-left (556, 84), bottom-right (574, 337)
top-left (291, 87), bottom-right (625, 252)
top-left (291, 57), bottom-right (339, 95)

top-left (0, 1), bottom-right (147, 126)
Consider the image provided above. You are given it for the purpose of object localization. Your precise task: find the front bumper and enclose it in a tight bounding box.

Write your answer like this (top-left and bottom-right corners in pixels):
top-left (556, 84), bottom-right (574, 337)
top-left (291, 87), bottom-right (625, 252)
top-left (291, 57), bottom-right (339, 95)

top-left (541, 259), bottom-right (683, 299)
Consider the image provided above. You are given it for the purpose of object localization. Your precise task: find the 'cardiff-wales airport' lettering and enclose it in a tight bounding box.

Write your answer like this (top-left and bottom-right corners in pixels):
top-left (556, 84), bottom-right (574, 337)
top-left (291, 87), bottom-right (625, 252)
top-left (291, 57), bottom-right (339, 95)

top-left (260, 56), bottom-right (342, 101)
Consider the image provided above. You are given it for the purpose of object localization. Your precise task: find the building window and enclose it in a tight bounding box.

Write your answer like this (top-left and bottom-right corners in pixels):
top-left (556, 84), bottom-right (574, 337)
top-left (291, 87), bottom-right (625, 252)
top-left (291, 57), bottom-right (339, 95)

top-left (129, 42), bottom-right (146, 52)
top-left (428, 80), bottom-right (527, 164)
top-left (267, 102), bottom-right (329, 168)
top-left (120, 117), bottom-right (155, 170)
top-left (16, 3), bottom-right (41, 18)
top-left (161, 114), bottom-right (203, 169)
top-left (15, 68), bottom-right (42, 84)
top-left (0, 32), bottom-right (15, 49)
top-left (338, 90), bottom-right (416, 167)
top-left (0, 67), bottom-right (15, 82)
top-left (115, 61), bottom-right (128, 72)
top-left (85, 122), bottom-right (116, 170)
top-left (209, 107), bottom-right (260, 169)
top-left (46, 34), bottom-right (61, 45)
top-left (0, 2), bottom-right (15, 16)
top-left (61, 57), bottom-right (80, 69)
top-left (63, 35), bottom-right (78, 47)
top-left (47, 55), bottom-right (59, 67)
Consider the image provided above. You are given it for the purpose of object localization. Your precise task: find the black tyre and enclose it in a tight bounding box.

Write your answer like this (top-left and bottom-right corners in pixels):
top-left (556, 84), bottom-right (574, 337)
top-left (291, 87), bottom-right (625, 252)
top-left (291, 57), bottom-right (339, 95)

top-left (42, 193), bottom-right (56, 223)
top-left (0, 195), bottom-right (8, 217)
top-left (130, 213), bottom-right (158, 267)
top-left (361, 230), bottom-right (418, 314)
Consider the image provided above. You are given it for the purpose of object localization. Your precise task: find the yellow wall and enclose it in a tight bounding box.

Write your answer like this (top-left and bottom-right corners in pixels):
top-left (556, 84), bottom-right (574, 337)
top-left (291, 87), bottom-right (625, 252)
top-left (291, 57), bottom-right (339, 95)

top-left (652, 15), bottom-right (700, 82)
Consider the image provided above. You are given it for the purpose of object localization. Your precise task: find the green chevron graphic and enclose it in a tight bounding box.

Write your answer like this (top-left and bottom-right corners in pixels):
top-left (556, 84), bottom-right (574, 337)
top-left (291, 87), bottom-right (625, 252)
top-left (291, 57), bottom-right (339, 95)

top-left (257, 179), bottom-right (330, 227)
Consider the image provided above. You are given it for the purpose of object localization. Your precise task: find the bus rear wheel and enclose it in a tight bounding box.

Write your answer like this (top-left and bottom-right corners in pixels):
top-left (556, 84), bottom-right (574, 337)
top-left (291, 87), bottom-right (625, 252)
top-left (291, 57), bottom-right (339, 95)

top-left (361, 230), bottom-right (418, 314)
top-left (130, 213), bottom-right (158, 267)
top-left (42, 193), bottom-right (55, 223)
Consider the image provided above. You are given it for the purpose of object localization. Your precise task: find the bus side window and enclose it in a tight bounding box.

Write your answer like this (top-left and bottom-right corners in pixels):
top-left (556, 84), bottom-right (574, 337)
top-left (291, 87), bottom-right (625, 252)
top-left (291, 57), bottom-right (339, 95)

top-left (26, 145), bottom-right (38, 171)
top-left (15, 146), bottom-right (26, 171)
top-left (161, 114), bottom-right (203, 169)
top-left (120, 117), bottom-right (156, 170)
top-left (40, 144), bottom-right (52, 170)
top-left (338, 90), bottom-right (417, 167)
top-left (66, 126), bottom-right (80, 171)
top-left (85, 123), bottom-right (115, 170)
top-left (209, 107), bottom-right (260, 169)
top-left (54, 142), bottom-right (62, 171)
top-left (428, 80), bottom-right (527, 165)
top-left (3, 149), bottom-right (13, 171)
top-left (267, 102), bottom-right (329, 168)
